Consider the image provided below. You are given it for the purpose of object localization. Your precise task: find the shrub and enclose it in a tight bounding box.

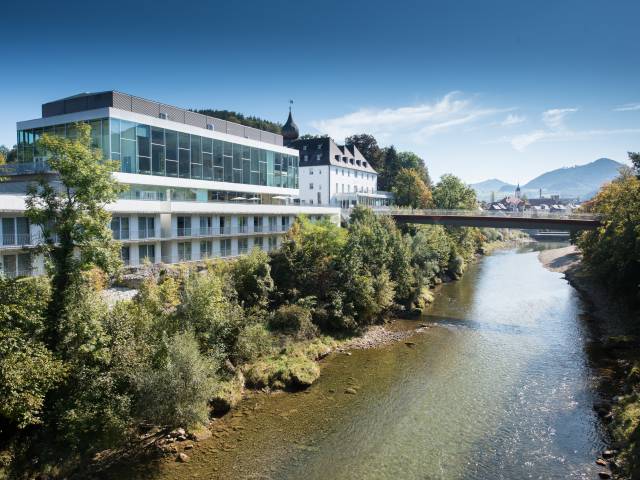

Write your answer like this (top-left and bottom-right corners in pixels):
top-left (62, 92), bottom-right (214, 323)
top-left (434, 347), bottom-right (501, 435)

top-left (234, 322), bottom-right (273, 362)
top-left (244, 354), bottom-right (319, 390)
top-left (210, 372), bottom-right (244, 414)
top-left (179, 270), bottom-right (244, 357)
top-left (231, 248), bottom-right (274, 309)
top-left (270, 303), bottom-right (318, 339)
top-left (135, 331), bottom-right (218, 428)
top-left (0, 329), bottom-right (65, 429)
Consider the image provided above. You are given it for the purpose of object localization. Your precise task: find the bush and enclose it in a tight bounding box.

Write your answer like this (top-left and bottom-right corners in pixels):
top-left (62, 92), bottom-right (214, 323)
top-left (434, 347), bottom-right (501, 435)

top-left (231, 248), bottom-right (274, 309)
top-left (270, 304), bottom-right (318, 339)
top-left (234, 323), bottom-right (273, 362)
top-left (0, 329), bottom-right (65, 429)
top-left (135, 331), bottom-right (218, 428)
top-left (179, 270), bottom-right (244, 357)
top-left (244, 354), bottom-right (320, 390)
top-left (210, 372), bottom-right (244, 414)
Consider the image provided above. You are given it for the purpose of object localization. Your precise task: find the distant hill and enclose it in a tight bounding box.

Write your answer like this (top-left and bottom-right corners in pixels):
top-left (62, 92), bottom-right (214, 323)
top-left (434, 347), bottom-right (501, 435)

top-left (471, 158), bottom-right (626, 201)
top-left (470, 178), bottom-right (516, 202)
top-left (193, 109), bottom-right (282, 134)
top-left (522, 158), bottom-right (625, 199)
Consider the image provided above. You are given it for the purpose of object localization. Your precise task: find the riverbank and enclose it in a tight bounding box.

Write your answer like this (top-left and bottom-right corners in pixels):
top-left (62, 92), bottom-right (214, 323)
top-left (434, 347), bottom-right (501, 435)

top-left (539, 246), bottom-right (640, 480)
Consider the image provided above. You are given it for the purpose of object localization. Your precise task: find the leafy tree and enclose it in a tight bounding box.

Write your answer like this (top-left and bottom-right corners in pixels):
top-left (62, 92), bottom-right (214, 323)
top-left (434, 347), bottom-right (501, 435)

top-left (378, 146), bottom-right (399, 191)
top-left (231, 248), bottom-right (274, 309)
top-left (345, 134), bottom-right (385, 172)
top-left (432, 174), bottom-right (477, 210)
top-left (0, 145), bottom-right (17, 164)
top-left (25, 123), bottom-right (125, 350)
top-left (392, 168), bottom-right (433, 208)
top-left (194, 109), bottom-right (282, 134)
top-left (576, 167), bottom-right (640, 290)
top-left (629, 151), bottom-right (640, 176)
top-left (135, 331), bottom-right (218, 428)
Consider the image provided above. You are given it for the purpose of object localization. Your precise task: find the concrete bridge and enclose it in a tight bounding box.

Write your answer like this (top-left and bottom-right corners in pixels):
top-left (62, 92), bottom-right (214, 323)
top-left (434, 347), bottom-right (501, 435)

top-left (350, 209), bottom-right (601, 231)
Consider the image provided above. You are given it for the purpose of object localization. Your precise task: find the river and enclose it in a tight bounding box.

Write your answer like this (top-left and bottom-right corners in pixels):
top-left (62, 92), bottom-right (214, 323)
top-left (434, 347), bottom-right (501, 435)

top-left (140, 245), bottom-right (606, 480)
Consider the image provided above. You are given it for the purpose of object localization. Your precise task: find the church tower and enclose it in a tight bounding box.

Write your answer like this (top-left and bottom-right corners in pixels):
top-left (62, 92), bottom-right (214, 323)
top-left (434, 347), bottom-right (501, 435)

top-left (282, 100), bottom-right (299, 147)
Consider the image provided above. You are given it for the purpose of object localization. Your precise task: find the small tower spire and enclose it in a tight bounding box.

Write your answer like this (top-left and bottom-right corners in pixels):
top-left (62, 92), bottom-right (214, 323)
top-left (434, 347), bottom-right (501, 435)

top-left (282, 100), bottom-right (299, 147)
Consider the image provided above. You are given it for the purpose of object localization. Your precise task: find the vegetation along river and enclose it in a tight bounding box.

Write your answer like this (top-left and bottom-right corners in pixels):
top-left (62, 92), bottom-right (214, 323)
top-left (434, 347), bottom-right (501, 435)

top-left (143, 244), bottom-right (606, 480)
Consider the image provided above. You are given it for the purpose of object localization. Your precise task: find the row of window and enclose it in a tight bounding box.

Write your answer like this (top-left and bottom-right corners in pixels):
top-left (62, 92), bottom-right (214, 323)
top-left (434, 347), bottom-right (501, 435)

top-left (1, 217), bottom-right (30, 245)
top-left (120, 237), bottom-right (279, 265)
top-left (17, 118), bottom-right (299, 189)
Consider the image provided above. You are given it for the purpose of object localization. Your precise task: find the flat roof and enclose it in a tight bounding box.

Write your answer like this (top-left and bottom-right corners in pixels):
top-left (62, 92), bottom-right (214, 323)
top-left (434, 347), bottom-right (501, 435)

top-left (40, 91), bottom-right (284, 147)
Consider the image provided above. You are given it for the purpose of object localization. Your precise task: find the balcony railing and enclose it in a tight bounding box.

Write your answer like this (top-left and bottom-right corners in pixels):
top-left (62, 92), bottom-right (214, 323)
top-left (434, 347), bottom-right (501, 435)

top-left (1, 269), bottom-right (34, 279)
top-left (176, 227), bottom-right (192, 237)
top-left (112, 229), bottom-right (130, 240)
top-left (1, 233), bottom-right (33, 246)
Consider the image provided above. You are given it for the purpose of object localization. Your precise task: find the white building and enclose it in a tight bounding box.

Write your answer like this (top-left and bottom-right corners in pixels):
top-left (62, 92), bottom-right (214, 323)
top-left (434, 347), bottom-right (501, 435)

top-left (0, 91), bottom-right (339, 278)
top-left (289, 136), bottom-right (392, 208)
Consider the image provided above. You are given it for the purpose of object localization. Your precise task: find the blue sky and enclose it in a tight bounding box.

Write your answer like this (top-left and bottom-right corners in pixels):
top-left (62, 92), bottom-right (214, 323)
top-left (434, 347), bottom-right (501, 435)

top-left (1, 0), bottom-right (638, 183)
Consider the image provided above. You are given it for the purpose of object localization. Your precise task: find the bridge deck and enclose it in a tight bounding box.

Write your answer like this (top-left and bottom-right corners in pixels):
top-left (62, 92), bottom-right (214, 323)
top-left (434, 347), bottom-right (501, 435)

top-left (348, 209), bottom-right (601, 231)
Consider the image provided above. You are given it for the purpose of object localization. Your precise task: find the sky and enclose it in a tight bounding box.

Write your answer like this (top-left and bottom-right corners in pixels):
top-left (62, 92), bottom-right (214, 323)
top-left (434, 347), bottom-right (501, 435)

top-left (1, 0), bottom-right (638, 184)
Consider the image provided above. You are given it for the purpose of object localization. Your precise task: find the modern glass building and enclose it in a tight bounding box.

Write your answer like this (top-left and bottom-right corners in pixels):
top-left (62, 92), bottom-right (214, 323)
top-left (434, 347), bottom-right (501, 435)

top-left (0, 91), bottom-right (338, 277)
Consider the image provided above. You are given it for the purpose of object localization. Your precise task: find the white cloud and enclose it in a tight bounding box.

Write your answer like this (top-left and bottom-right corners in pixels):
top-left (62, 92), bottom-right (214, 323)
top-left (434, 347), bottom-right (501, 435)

top-left (508, 128), bottom-right (640, 152)
top-left (310, 92), bottom-right (510, 143)
top-left (541, 108), bottom-right (577, 129)
top-left (499, 114), bottom-right (526, 126)
top-left (614, 103), bottom-right (640, 112)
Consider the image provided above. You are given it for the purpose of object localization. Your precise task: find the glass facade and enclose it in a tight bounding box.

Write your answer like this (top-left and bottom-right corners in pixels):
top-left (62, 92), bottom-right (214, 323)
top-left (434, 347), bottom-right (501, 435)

top-left (17, 117), bottom-right (299, 189)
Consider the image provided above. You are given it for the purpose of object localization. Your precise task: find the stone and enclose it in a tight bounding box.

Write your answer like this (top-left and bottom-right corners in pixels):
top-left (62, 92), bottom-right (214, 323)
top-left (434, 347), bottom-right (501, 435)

top-left (345, 387), bottom-right (358, 395)
top-left (177, 434), bottom-right (187, 441)
top-left (189, 427), bottom-right (212, 442)
top-left (405, 341), bottom-right (416, 347)
top-left (184, 444), bottom-right (194, 450)
top-left (176, 427), bottom-right (186, 436)
top-left (598, 471), bottom-right (612, 479)
top-left (177, 452), bottom-right (189, 463)
top-left (345, 352), bottom-right (352, 356)
top-left (602, 450), bottom-right (616, 458)
top-left (596, 458), bottom-right (607, 466)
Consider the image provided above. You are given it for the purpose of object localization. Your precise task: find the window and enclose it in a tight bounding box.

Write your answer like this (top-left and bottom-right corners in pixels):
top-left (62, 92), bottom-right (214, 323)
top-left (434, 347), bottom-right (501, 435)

top-left (253, 237), bottom-right (264, 251)
top-left (111, 217), bottom-right (129, 240)
top-left (238, 238), bottom-right (248, 254)
top-left (200, 216), bottom-right (213, 235)
top-left (316, 154), bottom-right (321, 161)
top-left (219, 216), bottom-right (230, 235)
top-left (317, 192), bottom-right (321, 204)
top-left (303, 145), bottom-right (307, 151)
top-left (177, 242), bottom-right (192, 261)
top-left (138, 244), bottom-right (155, 263)
top-left (238, 216), bottom-right (248, 233)
top-left (220, 238), bottom-right (231, 257)
top-left (177, 216), bottom-right (191, 236)
top-left (1, 253), bottom-right (31, 278)
top-left (200, 240), bottom-right (213, 258)
top-left (310, 169), bottom-right (313, 175)
top-left (303, 155), bottom-right (308, 162)
top-left (253, 216), bottom-right (263, 233)
top-left (268, 216), bottom-right (278, 232)
top-left (281, 216), bottom-right (290, 230)
top-left (121, 246), bottom-right (130, 265)
top-left (2, 217), bottom-right (29, 245)
top-left (309, 183), bottom-right (314, 190)
top-left (268, 236), bottom-right (278, 252)
top-left (138, 216), bottom-right (155, 239)
top-left (317, 144), bottom-right (322, 150)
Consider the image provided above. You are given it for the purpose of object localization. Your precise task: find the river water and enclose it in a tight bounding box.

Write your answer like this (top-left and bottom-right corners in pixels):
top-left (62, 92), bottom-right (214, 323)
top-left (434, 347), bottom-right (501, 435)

top-left (145, 245), bottom-right (606, 480)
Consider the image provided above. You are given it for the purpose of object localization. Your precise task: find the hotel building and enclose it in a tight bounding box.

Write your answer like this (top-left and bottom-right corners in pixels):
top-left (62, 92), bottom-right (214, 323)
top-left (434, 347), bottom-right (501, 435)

top-left (0, 91), bottom-right (339, 277)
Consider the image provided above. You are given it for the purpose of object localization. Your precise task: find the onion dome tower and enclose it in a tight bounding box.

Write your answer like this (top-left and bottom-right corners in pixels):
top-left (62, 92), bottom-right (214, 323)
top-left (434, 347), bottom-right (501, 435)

top-left (515, 183), bottom-right (521, 199)
top-left (282, 100), bottom-right (299, 146)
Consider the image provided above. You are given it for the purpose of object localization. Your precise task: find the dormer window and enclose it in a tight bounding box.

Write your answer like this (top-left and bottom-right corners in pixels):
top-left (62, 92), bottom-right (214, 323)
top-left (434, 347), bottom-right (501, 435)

top-left (317, 144), bottom-right (322, 150)
top-left (349, 158), bottom-right (354, 165)
top-left (356, 160), bottom-right (361, 166)
top-left (363, 161), bottom-right (368, 168)
top-left (303, 145), bottom-right (308, 151)
top-left (342, 157), bottom-right (347, 163)
top-left (316, 154), bottom-right (321, 161)
top-left (304, 155), bottom-right (308, 162)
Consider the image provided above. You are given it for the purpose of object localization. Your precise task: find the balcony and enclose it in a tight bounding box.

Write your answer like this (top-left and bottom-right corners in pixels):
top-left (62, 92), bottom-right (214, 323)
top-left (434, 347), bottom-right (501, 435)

top-left (1, 233), bottom-right (36, 248)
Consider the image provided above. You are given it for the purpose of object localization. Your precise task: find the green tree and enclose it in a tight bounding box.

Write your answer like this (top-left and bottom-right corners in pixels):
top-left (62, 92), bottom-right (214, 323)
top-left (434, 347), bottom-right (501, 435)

top-left (345, 134), bottom-right (385, 172)
top-left (576, 167), bottom-right (640, 290)
top-left (231, 248), bottom-right (274, 309)
top-left (392, 168), bottom-right (433, 208)
top-left (432, 174), bottom-right (477, 210)
top-left (25, 123), bottom-right (125, 350)
top-left (629, 151), bottom-right (640, 176)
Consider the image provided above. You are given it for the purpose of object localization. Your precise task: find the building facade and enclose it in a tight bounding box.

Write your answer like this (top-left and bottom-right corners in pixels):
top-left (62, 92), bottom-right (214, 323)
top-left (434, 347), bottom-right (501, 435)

top-left (289, 136), bottom-right (392, 208)
top-left (0, 91), bottom-right (339, 278)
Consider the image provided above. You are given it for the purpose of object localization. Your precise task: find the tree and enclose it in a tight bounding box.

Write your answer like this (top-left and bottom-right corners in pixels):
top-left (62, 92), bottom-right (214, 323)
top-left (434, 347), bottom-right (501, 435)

top-left (432, 174), bottom-right (477, 210)
top-left (392, 168), bottom-right (433, 208)
top-left (25, 122), bottom-right (126, 350)
top-left (576, 167), bottom-right (640, 291)
top-left (345, 134), bottom-right (385, 172)
top-left (629, 151), bottom-right (640, 176)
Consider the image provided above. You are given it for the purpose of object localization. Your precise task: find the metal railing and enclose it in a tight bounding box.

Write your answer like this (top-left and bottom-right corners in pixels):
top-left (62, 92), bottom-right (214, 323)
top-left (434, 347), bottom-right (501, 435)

top-left (1, 233), bottom-right (34, 246)
top-left (360, 208), bottom-right (600, 221)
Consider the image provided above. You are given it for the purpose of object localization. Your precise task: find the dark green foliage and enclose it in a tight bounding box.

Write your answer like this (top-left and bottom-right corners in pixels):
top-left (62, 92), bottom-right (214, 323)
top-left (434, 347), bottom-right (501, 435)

top-left (432, 174), bottom-right (477, 210)
top-left (270, 303), bottom-right (318, 339)
top-left (576, 161), bottom-right (640, 292)
top-left (231, 248), bottom-right (274, 309)
top-left (193, 109), bottom-right (282, 134)
top-left (135, 331), bottom-right (218, 428)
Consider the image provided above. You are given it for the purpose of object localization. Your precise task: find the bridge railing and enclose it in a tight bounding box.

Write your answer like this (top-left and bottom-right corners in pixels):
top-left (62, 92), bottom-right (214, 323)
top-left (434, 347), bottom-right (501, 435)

top-left (345, 207), bottom-right (600, 222)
